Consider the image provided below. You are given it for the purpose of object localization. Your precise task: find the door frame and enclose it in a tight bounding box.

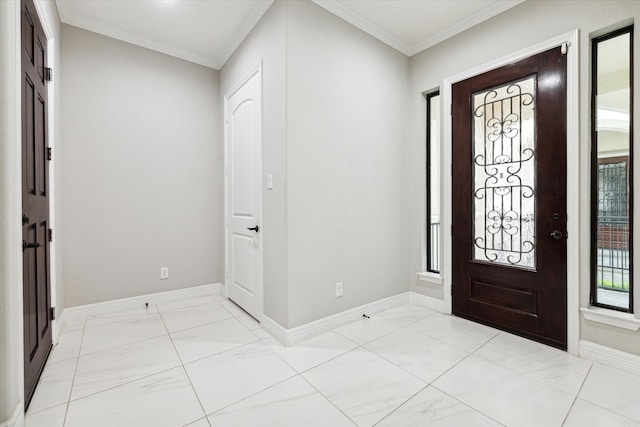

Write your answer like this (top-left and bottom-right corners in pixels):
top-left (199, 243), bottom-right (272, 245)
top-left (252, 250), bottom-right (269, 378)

top-left (32, 0), bottom-right (60, 341)
top-left (442, 30), bottom-right (580, 354)
top-left (223, 62), bottom-right (264, 321)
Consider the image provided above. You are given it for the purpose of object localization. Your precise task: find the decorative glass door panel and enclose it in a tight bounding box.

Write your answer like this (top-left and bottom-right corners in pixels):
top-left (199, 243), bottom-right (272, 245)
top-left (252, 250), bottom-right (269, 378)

top-left (472, 76), bottom-right (536, 269)
top-left (453, 46), bottom-right (567, 349)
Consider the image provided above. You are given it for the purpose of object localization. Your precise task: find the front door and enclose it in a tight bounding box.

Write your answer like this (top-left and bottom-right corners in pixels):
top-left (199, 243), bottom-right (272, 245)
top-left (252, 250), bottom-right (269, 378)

top-left (452, 47), bottom-right (567, 349)
top-left (21, 0), bottom-right (53, 407)
top-left (224, 66), bottom-right (263, 321)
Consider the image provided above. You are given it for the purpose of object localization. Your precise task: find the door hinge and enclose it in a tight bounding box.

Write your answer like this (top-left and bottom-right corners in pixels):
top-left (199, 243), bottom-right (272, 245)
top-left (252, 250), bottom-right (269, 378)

top-left (48, 228), bottom-right (53, 242)
top-left (47, 147), bottom-right (52, 161)
top-left (45, 67), bottom-right (53, 82)
top-left (50, 307), bottom-right (56, 320)
top-left (561, 43), bottom-right (569, 55)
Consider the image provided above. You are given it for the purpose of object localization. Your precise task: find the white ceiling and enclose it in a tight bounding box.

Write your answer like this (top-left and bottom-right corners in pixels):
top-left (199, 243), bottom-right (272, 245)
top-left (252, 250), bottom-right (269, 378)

top-left (55, 0), bottom-right (526, 70)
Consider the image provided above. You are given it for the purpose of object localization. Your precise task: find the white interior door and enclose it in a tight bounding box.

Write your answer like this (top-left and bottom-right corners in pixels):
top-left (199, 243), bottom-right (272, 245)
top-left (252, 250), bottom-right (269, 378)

top-left (225, 65), bottom-right (262, 320)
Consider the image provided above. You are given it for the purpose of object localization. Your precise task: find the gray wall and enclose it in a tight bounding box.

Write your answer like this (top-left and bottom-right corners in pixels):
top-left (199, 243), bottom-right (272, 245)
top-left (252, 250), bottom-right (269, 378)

top-left (220, 1), bottom-right (288, 326)
top-left (221, 0), bottom-right (410, 329)
top-left (408, 0), bottom-right (640, 355)
top-left (61, 25), bottom-right (223, 307)
top-left (285, 1), bottom-right (409, 327)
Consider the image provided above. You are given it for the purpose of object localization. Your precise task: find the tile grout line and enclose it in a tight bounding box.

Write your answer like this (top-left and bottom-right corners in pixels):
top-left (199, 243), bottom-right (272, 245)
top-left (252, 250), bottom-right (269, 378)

top-left (61, 320), bottom-right (87, 427)
top-left (430, 384), bottom-right (507, 427)
top-left (376, 328), bottom-right (506, 426)
top-left (331, 310), bottom-right (439, 348)
top-left (290, 309), bottom-right (446, 426)
top-left (369, 315), bottom-right (502, 426)
top-left (370, 383), bottom-right (431, 427)
top-left (563, 362), bottom-right (640, 426)
top-left (158, 307), bottom-right (213, 427)
top-left (206, 373), bottom-right (300, 418)
top-left (297, 374), bottom-right (359, 426)
top-left (560, 362), bottom-right (593, 426)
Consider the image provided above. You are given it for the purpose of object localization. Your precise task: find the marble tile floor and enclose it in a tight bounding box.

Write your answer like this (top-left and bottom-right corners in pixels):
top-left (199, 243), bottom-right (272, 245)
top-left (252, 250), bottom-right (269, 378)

top-left (25, 294), bottom-right (640, 427)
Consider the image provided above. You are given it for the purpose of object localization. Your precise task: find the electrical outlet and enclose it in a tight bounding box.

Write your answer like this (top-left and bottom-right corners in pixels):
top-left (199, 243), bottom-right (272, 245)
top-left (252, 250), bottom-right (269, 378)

top-left (160, 267), bottom-right (169, 280)
top-left (336, 282), bottom-right (343, 298)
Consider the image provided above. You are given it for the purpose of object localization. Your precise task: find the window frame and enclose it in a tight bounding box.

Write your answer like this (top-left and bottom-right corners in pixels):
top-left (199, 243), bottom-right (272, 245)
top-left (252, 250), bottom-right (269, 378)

top-left (590, 25), bottom-right (634, 313)
top-left (426, 91), bottom-right (440, 274)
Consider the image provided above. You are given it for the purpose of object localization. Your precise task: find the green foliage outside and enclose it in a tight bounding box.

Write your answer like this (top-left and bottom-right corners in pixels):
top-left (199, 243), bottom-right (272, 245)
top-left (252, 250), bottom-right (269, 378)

top-left (597, 279), bottom-right (630, 291)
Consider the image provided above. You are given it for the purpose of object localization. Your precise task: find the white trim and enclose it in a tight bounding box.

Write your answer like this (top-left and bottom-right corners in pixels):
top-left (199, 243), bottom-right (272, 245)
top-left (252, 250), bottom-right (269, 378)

top-left (410, 292), bottom-right (446, 313)
top-left (311, 0), bottom-right (524, 57)
top-left (416, 271), bottom-right (443, 286)
top-left (0, 403), bottom-right (24, 427)
top-left (223, 62), bottom-right (264, 322)
top-left (262, 293), bottom-right (410, 346)
top-left (407, 0), bottom-right (526, 56)
top-left (58, 15), bottom-right (219, 69)
top-left (580, 307), bottom-right (640, 331)
top-left (32, 1), bottom-right (53, 38)
top-left (61, 283), bottom-right (222, 324)
top-left (58, 1), bottom-right (272, 70)
top-left (218, 1), bottom-right (274, 69)
top-left (52, 311), bottom-right (65, 344)
top-left (442, 30), bottom-right (580, 355)
top-left (310, 0), bottom-right (412, 55)
top-left (33, 0), bottom-right (60, 351)
top-left (580, 340), bottom-right (640, 376)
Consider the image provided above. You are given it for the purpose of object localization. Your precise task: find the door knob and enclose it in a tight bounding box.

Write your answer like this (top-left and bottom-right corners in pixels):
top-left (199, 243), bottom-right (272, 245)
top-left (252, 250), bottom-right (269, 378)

top-left (247, 225), bottom-right (260, 232)
top-left (22, 240), bottom-right (41, 251)
top-left (22, 214), bottom-right (30, 225)
top-left (550, 230), bottom-right (563, 240)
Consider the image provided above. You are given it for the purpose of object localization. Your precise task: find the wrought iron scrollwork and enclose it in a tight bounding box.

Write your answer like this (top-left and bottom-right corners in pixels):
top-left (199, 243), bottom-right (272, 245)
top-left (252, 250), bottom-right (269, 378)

top-left (472, 78), bottom-right (536, 267)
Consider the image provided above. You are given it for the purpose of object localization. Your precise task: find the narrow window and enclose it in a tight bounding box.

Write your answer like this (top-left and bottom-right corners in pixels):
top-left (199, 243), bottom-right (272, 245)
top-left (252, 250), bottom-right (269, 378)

top-left (591, 26), bottom-right (634, 312)
top-left (426, 92), bottom-right (440, 273)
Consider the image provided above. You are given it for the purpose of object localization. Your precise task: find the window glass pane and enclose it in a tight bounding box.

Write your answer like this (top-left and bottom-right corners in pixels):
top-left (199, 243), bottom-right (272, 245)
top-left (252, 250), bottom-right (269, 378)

top-left (593, 28), bottom-right (633, 311)
top-left (427, 93), bottom-right (440, 273)
top-left (472, 77), bottom-right (536, 269)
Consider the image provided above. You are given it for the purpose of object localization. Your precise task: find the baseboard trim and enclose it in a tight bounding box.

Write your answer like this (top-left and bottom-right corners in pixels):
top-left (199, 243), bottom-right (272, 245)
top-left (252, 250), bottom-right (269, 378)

top-left (262, 292), bottom-right (411, 346)
top-left (580, 340), bottom-right (640, 375)
top-left (62, 283), bottom-right (223, 324)
top-left (0, 403), bottom-right (24, 427)
top-left (52, 310), bottom-right (66, 343)
top-left (409, 292), bottom-right (445, 312)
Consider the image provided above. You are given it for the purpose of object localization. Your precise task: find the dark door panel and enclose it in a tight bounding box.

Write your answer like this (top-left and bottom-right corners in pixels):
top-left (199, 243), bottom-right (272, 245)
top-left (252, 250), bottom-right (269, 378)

top-left (22, 0), bottom-right (52, 409)
top-left (452, 47), bottom-right (567, 349)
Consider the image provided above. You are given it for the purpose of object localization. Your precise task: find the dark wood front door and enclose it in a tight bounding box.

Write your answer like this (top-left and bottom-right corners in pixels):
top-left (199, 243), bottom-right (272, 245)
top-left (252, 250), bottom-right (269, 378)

top-left (452, 47), bottom-right (567, 349)
top-left (21, 0), bottom-right (52, 408)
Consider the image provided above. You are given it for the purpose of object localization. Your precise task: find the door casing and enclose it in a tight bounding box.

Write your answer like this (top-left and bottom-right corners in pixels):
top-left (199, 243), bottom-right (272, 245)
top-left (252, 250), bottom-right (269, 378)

top-left (223, 62), bottom-right (264, 321)
top-left (32, 0), bottom-right (60, 342)
top-left (441, 30), bottom-right (580, 354)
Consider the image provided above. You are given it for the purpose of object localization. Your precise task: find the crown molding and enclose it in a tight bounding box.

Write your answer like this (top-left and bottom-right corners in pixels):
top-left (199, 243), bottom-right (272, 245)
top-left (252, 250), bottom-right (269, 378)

top-left (218, 0), bottom-right (274, 69)
top-left (312, 0), bottom-right (526, 58)
top-left (57, 5), bottom-right (220, 69)
top-left (311, 0), bottom-right (413, 55)
top-left (407, 0), bottom-right (526, 56)
top-left (62, 16), bottom-right (219, 69)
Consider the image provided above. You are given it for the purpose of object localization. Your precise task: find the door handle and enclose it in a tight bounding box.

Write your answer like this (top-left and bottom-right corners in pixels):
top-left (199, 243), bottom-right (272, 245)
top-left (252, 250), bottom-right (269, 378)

top-left (22, 214), bottom-right (30, 225)
top-left (247, 225), bottom-right (260, 233)
top-left (550, 230), bottom-right (563, 240)
top-left (22, 240), bottom-right (42, 251)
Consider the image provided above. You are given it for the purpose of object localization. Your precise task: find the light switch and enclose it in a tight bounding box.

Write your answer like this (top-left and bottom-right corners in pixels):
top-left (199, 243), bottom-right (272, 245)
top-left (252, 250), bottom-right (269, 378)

top-left (267, 174), bottom-right (273, 190)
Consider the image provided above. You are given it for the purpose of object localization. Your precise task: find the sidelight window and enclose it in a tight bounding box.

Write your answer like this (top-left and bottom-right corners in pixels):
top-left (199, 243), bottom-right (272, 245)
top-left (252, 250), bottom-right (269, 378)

top-left (591, 26), bottom-right (634, 312)
top-left (426, 92), bottom-right (440, 273)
